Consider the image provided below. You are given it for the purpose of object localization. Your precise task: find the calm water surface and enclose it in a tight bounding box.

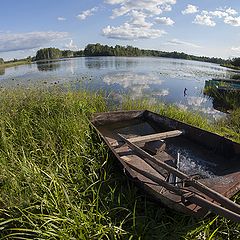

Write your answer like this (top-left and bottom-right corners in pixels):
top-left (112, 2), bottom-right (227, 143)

top-left (0, 57), bottom-right (236, 119)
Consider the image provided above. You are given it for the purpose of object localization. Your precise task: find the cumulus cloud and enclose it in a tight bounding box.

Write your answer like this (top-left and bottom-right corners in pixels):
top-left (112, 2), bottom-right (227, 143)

top-left (102, 23), bottom-right (166, 40)
top-left (129, 10), bottom-right (153, 28)
top-left (77, 7), bottom-right (98, 20)
top-left (167, 38), bottom-right (201, 48)
top-left (224, 16), bottom-right (240, 26)
top-left (224, 7), bottom-right (238, 16)
top-left (188, 6), bottom-right (239, 27)
top-left (57, 17), bottom-right (66, 21)
top-left (65, 39), bottom-right (79, 51)
top-left (182, 4), bottom-right (199, 15)
top-left (206, 10), bottom-right (228, 18)
top-left (155, 17), bottom-right (174, 26)
top-left (105, 0), bottom-right (125, 4)
top-left (0, 31), bottom-right (68, 53)
top-left (108, 0), bottom-right (176, 18)
top-left (193, 14), bottom-right (216, 27)
top-left (103, 0), bottom-right (176, 40)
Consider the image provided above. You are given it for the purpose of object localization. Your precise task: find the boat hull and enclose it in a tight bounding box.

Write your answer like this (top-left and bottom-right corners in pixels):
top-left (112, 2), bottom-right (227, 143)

top-left (91, 110), bottom-right (240, 219)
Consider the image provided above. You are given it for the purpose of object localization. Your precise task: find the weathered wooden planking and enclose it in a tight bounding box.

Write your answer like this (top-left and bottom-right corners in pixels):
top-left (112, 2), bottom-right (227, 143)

top-left (92, 110), bottom-right (144, 126)
top-left (116, 145), bottom-right (172, 178)
top-left (120, 154), bottom-right (199, 215)
top-left (91, 110), bottom-right (240, 220)
top-left (128, 130), bottom-right (183, 143)
top-left (145, 111), bottom-right (240, 157)
top-left (119, 134), bottom-right (240, 215)
top-left (143, 140), bottom-right (166, 154)
top-left (122, 155), bottom-right (240, 221)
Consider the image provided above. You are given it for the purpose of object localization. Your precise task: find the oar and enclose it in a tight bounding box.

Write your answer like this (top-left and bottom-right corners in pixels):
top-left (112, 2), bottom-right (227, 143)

top-left (118, 134), bottom-right (240, 215)
top-left (124, 161), bottom-right (240, 222)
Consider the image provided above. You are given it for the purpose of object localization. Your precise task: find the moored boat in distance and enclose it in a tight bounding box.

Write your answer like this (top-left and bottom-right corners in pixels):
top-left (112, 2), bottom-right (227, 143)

top-left (91, 110), bottom-right (240, 222)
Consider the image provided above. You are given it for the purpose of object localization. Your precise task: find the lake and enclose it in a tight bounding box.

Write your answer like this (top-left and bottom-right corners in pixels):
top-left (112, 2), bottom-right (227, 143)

top-left (0, 56), bottom-right (236, 119)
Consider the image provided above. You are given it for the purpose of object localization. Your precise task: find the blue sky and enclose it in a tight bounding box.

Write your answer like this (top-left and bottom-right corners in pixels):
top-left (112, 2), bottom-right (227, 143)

top-left (1, 0), bottom-right (240, 60)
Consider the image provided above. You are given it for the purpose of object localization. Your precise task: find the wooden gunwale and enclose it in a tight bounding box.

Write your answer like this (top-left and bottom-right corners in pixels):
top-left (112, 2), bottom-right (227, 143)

top-left (118, 133), bottom-right (240, 217)
top-left (90, 110), bottom-right (240, 221)
top-left (124, 159), bottom-right (240, 222)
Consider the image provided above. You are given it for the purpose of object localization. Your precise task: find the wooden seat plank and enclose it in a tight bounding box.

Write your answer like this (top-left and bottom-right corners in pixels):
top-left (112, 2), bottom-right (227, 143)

top-left (128, 130), bottom-right (183, 144)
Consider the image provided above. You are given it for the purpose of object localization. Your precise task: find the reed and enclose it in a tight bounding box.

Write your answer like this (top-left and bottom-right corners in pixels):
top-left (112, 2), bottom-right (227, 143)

top-left (0, 88), bottom-right (239, 239)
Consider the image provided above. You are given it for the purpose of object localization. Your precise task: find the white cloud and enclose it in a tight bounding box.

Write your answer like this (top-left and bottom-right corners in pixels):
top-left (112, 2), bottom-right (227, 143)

top-left (106, 0), bottom-right (176, 18)
top-left (130, 11), bottom-right (153, 28)
top-left (155, 17), bottom-right (174, 26)
top-left (224, 16), bottom-right (240, 26)
top-left (57, 17), bottom-right (66, 21)
top-left (193, 14), bottom-right (216, 27)
top-left (65, 39), bottom-right (79, 51)
top-left (77, 7), bottom-right (98, 20)
top-left (209, 10), bottom-right (228, 18)
top-left (225, 7), bottom-right (238, 16)
top-left (182, 4), bottom-right (199, 15)
top-left (231, 46), bottom-right (240, 51)
top-left (0, 31), bottom-right (68, 53)
top-left (167, 38), bottom-right (201, 48)
top-left (187, 6), bottom-right (239, 27)
top-left (162, 5), bottom-right (172, 12)
top-left (103, 0), bottom-right (176, 41)
top-left (104, 0), bottom-right (125, 4)
top-left (102, 23), bottom-right (166, 40)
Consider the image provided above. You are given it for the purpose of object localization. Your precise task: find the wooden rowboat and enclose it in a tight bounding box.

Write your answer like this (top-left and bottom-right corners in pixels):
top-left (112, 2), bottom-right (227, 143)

top-left (91, 110), bottom-right (240, 221)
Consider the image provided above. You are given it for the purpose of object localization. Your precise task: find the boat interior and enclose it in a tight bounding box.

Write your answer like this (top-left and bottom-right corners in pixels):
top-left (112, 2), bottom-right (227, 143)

top-left (92, 110), bottom-right (240, 217)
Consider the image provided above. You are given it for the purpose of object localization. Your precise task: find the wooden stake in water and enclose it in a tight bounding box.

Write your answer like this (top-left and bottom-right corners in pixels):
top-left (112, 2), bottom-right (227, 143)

top-left (175, 152), bottom-right (180, 186)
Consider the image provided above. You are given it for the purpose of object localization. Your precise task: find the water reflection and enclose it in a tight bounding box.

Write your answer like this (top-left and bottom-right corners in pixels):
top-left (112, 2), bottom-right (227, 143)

top-left (0, 68), bottom-right (5, 75)
top-left (187, 96), bottom-right (207, 107)
top-left (36, 61), bottom-right (61, 72)
top-left (103, 72), bottom-right (165, 99)
top-left (103, 72), bottom-right (164, 88)
top-left (84, 57), bottom-right (139, 70)
top-left (0, 56), bottom-right (238, 119)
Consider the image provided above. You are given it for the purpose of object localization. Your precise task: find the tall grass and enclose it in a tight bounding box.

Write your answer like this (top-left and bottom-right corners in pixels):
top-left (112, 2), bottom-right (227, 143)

top-left (0, 89), bottom-right (240, 239)
top-left (204, 85), bottom-right (240, 110)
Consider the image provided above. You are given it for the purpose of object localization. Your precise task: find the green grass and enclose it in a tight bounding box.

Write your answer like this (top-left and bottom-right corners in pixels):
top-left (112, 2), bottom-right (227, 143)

top-left (204, 85), bottom-right (240, 115)
top-left (220, 63), bottom-right (240, 70)
top-left (0, 89), bottom-right (240, 239)
top-left (0, 60), bottom-right (31, 69)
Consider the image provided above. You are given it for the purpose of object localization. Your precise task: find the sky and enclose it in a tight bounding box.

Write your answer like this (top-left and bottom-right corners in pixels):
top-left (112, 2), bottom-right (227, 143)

top-left (1, 0), bottom-right (240, 60)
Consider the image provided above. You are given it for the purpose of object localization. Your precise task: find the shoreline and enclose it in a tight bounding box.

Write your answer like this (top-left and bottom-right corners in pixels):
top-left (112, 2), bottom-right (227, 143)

top-left (0, 60), bottom-right (31, 69)
top-left (220, 63), bottom-right (240, 71)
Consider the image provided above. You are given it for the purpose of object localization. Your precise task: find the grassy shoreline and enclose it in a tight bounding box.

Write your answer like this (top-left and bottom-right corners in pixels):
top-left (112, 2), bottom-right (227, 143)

top-left (0, 89), bottom-right (239, 239)
top-left (0, 60), bottom-right (31, 69)
top-left (220, 63), bottom-right (240, 71)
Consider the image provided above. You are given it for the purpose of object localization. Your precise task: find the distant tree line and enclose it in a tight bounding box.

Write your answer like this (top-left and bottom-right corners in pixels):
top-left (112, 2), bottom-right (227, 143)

top-left (0, 56), bottom-right (32, 65)
top-left (83, 43), bottom-right (226, 64)
top-left (220, 57), bottom-right (240, 70)
top-left (34, 44), bottom-right (226, 65)
top-left (35, 48), bottom-right (84, 61)
top-left (2, 43), bottom-right (237, 66)
top-left (231, 58), bottom-right (240, 67)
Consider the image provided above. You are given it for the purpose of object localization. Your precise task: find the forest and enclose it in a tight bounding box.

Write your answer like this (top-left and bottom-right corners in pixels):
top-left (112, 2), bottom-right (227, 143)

top-left (34, 44), bottom-right (229, 65)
